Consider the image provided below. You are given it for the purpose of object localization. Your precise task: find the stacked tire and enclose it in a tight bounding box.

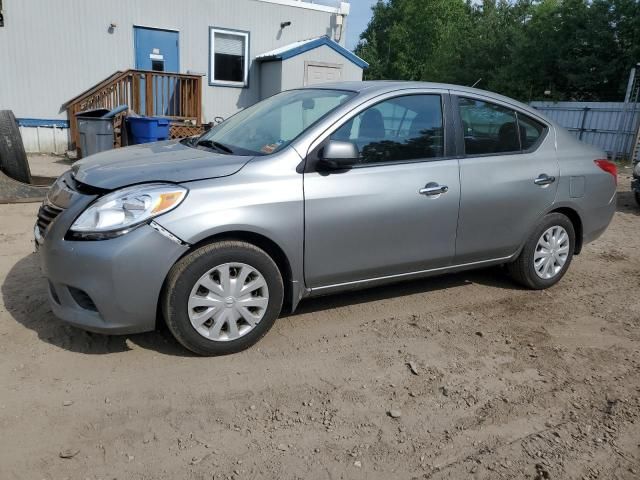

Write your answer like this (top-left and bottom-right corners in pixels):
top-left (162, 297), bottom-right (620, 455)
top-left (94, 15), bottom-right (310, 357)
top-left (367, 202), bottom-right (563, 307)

top-left (0, 110), bottom-right (31, 184)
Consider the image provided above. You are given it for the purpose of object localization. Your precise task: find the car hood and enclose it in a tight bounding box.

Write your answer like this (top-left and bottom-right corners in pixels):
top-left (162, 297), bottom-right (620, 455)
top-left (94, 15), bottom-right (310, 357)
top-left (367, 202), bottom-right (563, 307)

top-left (71, 140), bottom-right (253, 190)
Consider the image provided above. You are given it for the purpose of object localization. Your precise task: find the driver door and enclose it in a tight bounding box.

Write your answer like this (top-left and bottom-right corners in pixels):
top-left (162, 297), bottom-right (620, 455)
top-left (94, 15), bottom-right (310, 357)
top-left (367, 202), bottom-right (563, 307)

top-left (303, 92), bottom-right (460, 289)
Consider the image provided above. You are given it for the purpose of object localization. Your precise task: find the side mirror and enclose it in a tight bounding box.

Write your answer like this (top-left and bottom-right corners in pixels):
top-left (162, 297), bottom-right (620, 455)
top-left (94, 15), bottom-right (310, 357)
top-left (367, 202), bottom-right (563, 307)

top-left (317, 140), bottom-right (359, 170)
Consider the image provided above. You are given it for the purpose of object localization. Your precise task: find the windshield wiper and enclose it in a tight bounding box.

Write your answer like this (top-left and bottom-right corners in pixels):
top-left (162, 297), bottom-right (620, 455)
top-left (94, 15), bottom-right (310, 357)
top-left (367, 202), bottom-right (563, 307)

top-left (180, 136), bottom-right (197, 147)
top-left (196, 139), bottom-right (233, 154)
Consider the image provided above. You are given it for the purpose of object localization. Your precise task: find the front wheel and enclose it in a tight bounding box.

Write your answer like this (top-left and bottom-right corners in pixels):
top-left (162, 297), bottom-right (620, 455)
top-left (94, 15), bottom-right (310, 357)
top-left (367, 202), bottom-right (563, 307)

top-left (635, 191), bottom-right (640, 207)
top-left (162, 241), bottom-right (284, 356)
top-left (507, 213), bottom-right (575, 289)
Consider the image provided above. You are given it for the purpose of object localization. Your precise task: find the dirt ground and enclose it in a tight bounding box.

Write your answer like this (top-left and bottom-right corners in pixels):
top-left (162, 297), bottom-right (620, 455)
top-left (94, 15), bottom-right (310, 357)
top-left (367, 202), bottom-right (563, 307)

top-left (26, 153), bottom-right (74, 179)
top-left (0, 168), bottom-right (638, 480)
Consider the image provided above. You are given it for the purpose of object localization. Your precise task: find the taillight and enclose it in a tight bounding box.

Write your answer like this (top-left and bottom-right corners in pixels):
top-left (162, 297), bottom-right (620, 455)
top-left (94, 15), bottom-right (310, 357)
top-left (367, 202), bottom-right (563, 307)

top-left (594, 159), bottom-right (617, 185)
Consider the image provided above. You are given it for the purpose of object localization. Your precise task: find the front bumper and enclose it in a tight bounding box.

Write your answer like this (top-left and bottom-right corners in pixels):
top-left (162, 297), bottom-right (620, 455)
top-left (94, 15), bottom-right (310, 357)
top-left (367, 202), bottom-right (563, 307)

top-left (36, 176), bottom-right (188, 335)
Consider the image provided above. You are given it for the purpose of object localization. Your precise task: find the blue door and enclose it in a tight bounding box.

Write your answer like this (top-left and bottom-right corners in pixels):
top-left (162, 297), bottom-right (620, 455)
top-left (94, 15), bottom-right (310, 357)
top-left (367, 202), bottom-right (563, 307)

top-left (134, 27), bottom-right (179, 72)
top-left (134, 27), bottom-right (179, 116)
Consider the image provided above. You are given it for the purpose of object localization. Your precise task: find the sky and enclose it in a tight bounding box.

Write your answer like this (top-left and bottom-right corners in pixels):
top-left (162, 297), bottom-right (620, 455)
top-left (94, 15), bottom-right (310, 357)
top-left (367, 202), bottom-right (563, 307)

top-left (346, 0), bottom-right (378, 50)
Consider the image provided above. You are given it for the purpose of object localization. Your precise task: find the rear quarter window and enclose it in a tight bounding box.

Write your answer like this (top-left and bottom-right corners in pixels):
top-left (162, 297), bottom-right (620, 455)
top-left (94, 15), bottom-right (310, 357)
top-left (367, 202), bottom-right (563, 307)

top-left (517, 113), bottom-right (546, 150)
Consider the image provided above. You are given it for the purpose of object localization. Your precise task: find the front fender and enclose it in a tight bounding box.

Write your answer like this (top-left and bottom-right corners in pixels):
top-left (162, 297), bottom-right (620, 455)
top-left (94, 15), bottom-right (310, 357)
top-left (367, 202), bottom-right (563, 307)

top-left (154, 158), bottom-right (306, 310)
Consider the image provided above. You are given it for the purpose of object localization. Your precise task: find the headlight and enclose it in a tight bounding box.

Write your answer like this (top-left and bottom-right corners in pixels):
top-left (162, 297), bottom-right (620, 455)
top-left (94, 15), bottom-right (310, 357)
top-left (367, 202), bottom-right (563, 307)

top-left (69, 183), bottom-right (187, 240)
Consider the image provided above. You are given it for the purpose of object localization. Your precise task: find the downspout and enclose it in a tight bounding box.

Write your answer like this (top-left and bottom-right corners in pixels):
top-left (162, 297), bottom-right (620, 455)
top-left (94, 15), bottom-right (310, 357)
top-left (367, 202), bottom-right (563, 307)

top-left (333, 2), bottom-right (350, 43)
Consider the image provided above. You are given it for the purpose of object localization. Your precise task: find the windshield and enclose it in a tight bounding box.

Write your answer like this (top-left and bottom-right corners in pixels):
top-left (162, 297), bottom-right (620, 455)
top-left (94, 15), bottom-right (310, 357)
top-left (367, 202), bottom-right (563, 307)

top-left (195, 89), bottom-right (355, 155)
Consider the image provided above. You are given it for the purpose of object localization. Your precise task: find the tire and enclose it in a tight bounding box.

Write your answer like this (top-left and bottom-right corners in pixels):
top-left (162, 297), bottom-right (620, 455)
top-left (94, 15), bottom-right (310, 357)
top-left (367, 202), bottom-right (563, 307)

top-left (635, 191), bottom-right (640, 207)
top-left (162, 241), bottom-right (284, 356)
top-left (507, 213), bottom-right (575, 289)
top-left (0, 110), bottom-right (31, 184)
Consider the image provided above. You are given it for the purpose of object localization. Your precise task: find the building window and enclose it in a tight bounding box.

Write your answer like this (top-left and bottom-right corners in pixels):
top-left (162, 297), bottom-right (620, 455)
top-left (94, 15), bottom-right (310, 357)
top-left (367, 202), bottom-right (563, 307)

top-left (209, 28), bottom-right (249, 87)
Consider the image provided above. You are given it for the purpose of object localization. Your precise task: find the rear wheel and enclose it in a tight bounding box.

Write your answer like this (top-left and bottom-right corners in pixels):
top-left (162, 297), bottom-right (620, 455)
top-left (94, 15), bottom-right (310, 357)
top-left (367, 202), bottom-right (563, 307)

top-left (507, 213), bottom-right (575, 289)
top-left (0, 110), bottom-right (31, 184)
top-left (162, 241), bottom-right (284, 356)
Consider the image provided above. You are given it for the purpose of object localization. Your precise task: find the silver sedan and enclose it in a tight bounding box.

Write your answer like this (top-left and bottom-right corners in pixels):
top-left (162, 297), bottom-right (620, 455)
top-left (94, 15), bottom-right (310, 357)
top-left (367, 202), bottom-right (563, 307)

top-left (36, 82), bottom-right (617, 355)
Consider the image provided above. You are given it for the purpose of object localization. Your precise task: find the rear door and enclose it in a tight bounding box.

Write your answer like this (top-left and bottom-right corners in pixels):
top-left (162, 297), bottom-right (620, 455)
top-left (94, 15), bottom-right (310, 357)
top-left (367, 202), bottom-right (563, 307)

top-left (453, 94), bottom-right (558, 264)
top-left (303, 92), bottom-right (460, 289)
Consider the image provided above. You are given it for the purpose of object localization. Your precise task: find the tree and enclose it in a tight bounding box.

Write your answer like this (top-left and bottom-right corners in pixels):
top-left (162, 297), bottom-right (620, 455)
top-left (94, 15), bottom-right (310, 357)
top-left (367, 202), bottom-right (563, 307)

top-left (356, 0), bottom-right (471, 83)
top-left (355, 0), bottom-right (640, 101)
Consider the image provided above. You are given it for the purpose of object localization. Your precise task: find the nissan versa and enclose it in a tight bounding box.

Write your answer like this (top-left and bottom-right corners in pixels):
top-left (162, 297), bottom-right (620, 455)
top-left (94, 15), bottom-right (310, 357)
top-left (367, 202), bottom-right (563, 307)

top-left (35, 82), bottom-right (617, 355)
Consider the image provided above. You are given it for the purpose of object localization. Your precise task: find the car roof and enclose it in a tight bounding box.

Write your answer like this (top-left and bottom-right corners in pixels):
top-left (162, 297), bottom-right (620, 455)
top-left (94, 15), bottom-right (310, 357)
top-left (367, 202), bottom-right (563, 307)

top-left (303, 81), bottom-right (551, 124)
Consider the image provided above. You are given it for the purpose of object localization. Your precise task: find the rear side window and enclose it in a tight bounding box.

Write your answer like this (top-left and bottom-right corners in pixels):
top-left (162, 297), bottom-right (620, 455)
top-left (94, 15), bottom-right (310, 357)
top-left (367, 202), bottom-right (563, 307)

top-left (458, 98), bottom-right (520, 155)
top-left (458, 97), bottom-right (547, 155)
top-left (331, 94), bottom-right (444, 164)
top-left (518, 113), bottom-right (545, 149)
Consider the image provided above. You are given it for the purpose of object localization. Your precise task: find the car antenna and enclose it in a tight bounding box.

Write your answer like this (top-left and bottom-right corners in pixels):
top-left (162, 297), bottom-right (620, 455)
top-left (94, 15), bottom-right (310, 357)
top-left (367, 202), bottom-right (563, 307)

top-left (471, 78), bottom-right (482, 88)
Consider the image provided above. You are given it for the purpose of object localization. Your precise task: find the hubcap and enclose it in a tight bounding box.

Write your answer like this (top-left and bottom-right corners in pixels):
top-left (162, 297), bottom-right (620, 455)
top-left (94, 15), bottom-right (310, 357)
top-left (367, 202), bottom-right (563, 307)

top-left (533, 226), bottom-right (570, 279)
top-left (188, 262), bottom-right (269, 342)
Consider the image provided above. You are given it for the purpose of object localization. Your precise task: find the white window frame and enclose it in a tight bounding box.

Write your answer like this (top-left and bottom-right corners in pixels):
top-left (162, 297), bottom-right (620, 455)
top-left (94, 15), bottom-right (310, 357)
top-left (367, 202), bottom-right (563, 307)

top-left (209, 27), bottom-right (250, 88)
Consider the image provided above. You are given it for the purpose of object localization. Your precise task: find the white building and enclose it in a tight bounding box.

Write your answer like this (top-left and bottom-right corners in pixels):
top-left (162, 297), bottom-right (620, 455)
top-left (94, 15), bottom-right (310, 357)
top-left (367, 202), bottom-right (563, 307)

top-left (0, 0), bottom-right (366, 153)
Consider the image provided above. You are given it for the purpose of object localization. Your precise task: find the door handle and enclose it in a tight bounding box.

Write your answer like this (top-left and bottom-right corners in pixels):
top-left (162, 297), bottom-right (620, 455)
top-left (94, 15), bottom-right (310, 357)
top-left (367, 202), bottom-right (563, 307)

top-left (534, 174), bottom-right (556, 186)
top-left (419, 183), bottom-right (449, 196)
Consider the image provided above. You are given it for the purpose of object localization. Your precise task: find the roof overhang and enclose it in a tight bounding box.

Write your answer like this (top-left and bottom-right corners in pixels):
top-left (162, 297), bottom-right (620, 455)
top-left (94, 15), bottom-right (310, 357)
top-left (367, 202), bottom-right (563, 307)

top-left (255, 0), bottom-right (350, 14)
top-left (256, 36), bottom-right (368, 69)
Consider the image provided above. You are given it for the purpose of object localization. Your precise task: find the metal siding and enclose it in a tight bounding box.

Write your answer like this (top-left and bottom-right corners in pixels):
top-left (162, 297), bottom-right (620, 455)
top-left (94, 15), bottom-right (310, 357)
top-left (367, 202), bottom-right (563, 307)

top-left (280, 45), bottom-right (362, 91)
top-left (259, 62), bottom-right (283, 100)
top-left (19, 126), bottom-right (70, 155)
top-left (0, 0), bottom-right (343, 122)
top-left (531, 101), bottom-right (640, 158)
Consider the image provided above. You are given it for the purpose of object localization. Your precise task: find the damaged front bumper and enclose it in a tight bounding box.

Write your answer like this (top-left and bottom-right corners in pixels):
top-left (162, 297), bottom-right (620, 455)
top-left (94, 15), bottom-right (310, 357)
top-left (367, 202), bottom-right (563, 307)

top-left (35, 172), bottom-right (188, 334)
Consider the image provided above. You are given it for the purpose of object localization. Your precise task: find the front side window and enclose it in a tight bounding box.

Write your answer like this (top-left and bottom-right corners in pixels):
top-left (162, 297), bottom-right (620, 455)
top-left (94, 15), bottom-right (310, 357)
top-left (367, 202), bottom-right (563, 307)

top-left (459, 98), bottom-right (520, 155)
top-left (195, 89), bottom-right (354, 155)
top-left (331, 95), bottom-right (444, 164)
top-left (210, 28), bottom-right (249, 86)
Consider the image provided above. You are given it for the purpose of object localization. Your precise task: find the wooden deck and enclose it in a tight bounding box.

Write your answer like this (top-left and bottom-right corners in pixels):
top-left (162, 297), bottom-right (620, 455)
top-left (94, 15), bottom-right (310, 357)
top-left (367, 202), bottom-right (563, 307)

top-left (64, 69), bottom-right (203, 156)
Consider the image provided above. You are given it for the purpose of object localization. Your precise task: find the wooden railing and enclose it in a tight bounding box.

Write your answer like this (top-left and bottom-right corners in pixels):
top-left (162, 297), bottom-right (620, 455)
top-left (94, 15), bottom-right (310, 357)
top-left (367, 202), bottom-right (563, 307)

top-left (65, 69), bottom-right (202, 152)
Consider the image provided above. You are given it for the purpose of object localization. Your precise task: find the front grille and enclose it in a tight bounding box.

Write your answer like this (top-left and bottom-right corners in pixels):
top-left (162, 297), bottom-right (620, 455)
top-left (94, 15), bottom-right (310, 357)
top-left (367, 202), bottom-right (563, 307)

top-left (36, 201), bottom-right (64, 237)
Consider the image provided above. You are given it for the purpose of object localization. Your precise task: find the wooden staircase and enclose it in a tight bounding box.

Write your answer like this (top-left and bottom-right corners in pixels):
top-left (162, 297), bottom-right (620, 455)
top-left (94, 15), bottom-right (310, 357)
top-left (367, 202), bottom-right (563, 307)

top-left (64, 69), bottom-right (204, 155)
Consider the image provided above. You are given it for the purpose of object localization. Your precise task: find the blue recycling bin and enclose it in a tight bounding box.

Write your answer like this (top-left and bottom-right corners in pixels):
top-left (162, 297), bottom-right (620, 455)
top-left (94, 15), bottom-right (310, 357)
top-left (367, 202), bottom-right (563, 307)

top-left (127, 117), bottom-right (170, 144)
